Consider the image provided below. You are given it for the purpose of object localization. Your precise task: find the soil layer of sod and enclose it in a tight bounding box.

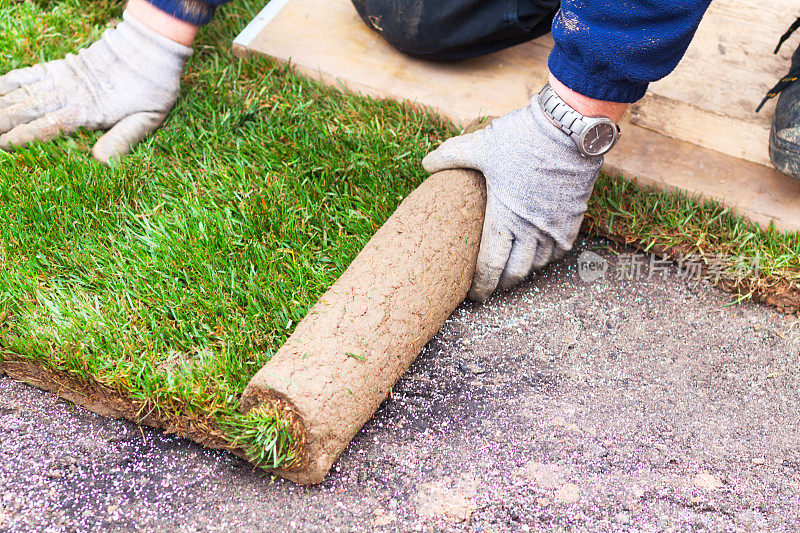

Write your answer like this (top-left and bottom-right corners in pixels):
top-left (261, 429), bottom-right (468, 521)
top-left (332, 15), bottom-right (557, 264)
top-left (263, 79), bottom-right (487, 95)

top-left (2, 0), bottom-right (799, 474)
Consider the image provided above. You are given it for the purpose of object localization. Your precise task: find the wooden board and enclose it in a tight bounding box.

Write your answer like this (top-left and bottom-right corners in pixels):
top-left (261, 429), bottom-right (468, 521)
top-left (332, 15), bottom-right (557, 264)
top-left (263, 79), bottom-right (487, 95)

top-left (634, 1), bottom-right (800, 166)
top-left (233, 0), bottom-right (800, 233)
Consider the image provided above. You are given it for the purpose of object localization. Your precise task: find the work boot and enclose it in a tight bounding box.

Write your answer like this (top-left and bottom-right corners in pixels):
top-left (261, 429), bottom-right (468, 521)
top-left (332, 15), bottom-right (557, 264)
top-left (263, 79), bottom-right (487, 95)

top-left (759, 18), bottom-right (800, 179)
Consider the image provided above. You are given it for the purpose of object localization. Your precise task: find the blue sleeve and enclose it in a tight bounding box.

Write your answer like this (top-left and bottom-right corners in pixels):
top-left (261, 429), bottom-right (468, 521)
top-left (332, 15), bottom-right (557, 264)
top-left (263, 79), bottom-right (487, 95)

top-left (548, 0), bottom-right (712, 103)
top-left (145, 0), bottom-right (232, 26)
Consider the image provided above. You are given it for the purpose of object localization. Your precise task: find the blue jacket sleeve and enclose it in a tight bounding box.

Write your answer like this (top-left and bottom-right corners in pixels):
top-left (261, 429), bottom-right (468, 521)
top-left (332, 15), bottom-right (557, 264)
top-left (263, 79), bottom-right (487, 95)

top-left (548, 0), bottom-right (712, 103)
top-left (145, 0), bottom-right (231, 26)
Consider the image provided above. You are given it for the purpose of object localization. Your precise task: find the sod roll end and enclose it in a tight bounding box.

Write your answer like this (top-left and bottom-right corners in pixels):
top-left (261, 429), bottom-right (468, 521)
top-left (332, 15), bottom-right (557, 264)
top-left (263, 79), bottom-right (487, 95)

top-left (240, 169), bottom-right (486, 484)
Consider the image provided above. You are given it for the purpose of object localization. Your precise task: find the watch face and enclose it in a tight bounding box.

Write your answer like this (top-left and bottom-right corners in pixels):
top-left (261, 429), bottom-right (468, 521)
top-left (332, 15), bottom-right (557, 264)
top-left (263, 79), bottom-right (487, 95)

top-left (582, 122), bottom-right (616, 155)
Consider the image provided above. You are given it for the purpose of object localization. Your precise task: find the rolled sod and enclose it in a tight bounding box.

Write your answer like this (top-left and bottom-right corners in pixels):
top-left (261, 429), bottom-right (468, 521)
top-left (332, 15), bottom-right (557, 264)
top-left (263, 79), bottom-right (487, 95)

top-left (239, 169), bottom-right (486, 484)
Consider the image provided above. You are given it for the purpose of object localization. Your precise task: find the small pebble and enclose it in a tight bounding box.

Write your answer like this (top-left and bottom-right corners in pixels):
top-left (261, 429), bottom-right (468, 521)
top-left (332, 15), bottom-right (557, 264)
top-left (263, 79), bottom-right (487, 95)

top-left (588, 444), bottom-right (609, 458)
top-left (693, 472), bottom-right (722, 490)
top-left (44, 470), bottom-right (63, 480)
top-left (457, 361), bottom-right (487, 375)
top-left (614, 511), bottom-right (631, 525)
top-left (555, 483), bottom-right (580, 504)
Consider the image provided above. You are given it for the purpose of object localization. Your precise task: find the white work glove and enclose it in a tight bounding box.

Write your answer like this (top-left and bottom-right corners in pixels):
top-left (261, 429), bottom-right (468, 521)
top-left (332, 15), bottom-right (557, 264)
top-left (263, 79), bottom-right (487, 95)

top-left (0, 10), bottom-right (192, 163)
top-left (423, 94), bottom-right (603, 302)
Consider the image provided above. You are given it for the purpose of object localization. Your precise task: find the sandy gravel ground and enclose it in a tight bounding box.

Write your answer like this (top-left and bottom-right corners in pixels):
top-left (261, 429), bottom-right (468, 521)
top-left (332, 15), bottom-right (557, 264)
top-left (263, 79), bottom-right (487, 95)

top-left (2, 237), bottom-right (799, 532)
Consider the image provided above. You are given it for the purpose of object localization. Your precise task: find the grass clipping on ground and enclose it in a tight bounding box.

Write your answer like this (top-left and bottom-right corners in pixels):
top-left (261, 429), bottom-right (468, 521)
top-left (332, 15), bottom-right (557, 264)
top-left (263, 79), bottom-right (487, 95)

top-left (1, 0), bottom-right (799, 471)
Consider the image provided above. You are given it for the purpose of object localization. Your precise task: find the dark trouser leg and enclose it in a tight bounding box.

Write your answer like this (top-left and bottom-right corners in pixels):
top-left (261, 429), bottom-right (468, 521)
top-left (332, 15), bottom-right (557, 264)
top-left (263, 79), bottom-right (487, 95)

top-left (350, 0), bottom-right (560, 61)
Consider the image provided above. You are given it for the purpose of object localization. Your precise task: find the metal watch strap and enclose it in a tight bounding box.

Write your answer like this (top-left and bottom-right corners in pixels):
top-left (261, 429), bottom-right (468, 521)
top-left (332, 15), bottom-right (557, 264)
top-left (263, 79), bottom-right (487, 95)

top-left (538, 83), bottom-right (588, 140)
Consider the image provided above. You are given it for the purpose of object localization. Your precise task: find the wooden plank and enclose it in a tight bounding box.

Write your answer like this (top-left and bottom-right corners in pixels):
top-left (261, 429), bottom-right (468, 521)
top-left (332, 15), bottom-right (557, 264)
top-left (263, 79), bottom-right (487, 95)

top-left (633, 0), bottom-right (800, 166)
top-left (232, 0), bottom-right (291, 51)
top-left (609, 117), bottom-right (800, 233)
top-left (233, 0), bottom-right (800, 233)
top-left (630, 94), bottom-right (771, 166)
top-left (651, 0), bottom-right (797, 119)
top-left (234, 0), bottom-right (551, 122)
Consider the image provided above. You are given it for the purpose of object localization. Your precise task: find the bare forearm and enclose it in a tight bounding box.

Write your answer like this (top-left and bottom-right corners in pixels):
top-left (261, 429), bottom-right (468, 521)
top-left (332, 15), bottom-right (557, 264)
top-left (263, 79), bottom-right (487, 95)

top-left (126, 0), bottom-right (199, 46)
top-left (549, 74), bottom-right (628, 124)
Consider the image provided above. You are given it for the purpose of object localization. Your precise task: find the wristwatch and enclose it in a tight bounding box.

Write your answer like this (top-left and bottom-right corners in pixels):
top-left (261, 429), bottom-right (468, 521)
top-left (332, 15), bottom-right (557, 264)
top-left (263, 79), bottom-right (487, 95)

top-left (538, 83), bottom-right (620, 157)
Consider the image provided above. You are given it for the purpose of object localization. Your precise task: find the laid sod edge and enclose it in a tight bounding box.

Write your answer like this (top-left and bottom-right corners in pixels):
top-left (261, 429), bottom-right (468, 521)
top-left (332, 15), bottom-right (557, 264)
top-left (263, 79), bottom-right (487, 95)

top-left (4, 169), bottom-right (799, 472)
top-left (0, 353), bottom-right (306, 469)
top-left (585, 170), bottom-right (800, 314)
top-left (2, 0), bottom-right (799, 474)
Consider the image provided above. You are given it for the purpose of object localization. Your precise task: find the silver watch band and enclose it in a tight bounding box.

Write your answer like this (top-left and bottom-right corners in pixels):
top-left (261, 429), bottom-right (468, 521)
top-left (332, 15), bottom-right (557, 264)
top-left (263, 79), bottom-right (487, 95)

top-left (537, 83), bottom-right (621, 157)
top-left (538, 83), bottom-right (588, 139)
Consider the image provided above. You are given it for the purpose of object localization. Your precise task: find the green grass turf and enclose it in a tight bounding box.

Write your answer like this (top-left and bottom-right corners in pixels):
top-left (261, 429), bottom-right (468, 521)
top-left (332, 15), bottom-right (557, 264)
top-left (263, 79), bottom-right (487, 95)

top-left (1, 0), bottom-right (798, 469)
top-left (0, 0), bottom-right (452, 466)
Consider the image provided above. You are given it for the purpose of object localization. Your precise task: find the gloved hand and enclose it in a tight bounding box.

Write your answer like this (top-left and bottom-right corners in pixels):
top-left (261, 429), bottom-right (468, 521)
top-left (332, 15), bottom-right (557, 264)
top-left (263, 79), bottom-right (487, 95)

top-left (423, 94), bottom-right (603, 302)
top-left (0, 10), bottom-right (192, 163)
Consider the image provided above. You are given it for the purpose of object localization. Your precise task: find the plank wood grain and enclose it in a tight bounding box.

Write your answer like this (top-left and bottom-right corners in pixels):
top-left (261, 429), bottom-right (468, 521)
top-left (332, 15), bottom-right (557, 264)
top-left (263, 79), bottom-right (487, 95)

top-left (633, 0), bottom-right (800, 166)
